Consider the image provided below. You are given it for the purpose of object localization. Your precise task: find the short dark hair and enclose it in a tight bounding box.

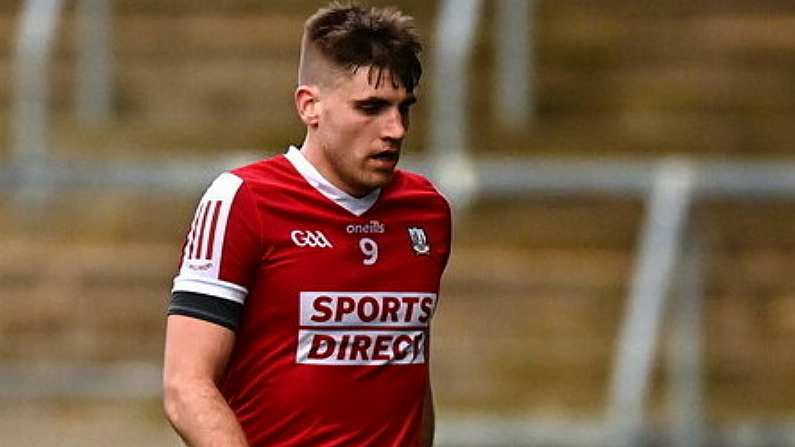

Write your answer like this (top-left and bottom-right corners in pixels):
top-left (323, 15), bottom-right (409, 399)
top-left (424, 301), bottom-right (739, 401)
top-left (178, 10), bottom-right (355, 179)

top-left (299, 2), bottom-right (422, 91)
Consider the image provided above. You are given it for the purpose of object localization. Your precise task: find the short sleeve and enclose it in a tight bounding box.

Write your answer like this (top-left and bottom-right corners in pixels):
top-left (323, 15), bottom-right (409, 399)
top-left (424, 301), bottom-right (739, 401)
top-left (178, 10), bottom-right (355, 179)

top-left (171, 172), bottom-right (262, 305)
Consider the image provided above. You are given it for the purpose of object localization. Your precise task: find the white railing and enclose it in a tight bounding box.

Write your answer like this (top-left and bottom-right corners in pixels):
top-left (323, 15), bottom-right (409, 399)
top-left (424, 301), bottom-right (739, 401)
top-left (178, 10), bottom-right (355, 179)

top-left (75, 0), bottom-right (113, 126)
top-left (12, 0), bottom-right (64, 166)
top-left (606, 160), bottom-right (697, 447)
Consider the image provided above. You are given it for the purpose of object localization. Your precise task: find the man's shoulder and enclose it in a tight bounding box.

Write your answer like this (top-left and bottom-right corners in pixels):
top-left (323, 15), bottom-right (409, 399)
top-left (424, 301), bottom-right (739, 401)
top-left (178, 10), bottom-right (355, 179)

top-left (228, 152), bottom-right (292, 184)
top-left (391, 169), bottom-right (437, 192)
top-left (390, 169), bottom-right (450, 210)
top-left (196, 153), bottom-right (297, 206)
top-left (203, 152), bottom-right (305, 199)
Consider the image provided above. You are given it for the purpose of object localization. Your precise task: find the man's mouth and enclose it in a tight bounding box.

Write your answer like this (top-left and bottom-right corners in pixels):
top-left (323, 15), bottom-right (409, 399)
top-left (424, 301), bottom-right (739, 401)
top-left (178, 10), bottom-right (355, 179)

top-left (371, 151), bottom-right (399, 162)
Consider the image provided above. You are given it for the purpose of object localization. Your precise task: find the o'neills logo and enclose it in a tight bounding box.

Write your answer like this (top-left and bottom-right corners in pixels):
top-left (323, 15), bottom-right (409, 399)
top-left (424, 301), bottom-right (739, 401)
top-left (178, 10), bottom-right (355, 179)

top-left (346, 220), bottom-right (385, 234)
top-left (296, 292), bottom-right (437, 366)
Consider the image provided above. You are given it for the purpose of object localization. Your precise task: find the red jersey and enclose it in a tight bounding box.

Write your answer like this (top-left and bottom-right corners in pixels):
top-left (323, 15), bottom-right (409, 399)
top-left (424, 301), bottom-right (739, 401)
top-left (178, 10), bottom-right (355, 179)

top-left (171, 146), bottom-right (452, 446)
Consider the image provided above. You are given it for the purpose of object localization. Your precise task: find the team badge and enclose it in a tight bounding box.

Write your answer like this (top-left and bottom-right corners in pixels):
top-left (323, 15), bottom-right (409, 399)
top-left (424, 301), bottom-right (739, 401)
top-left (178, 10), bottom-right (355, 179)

top-left (407, 227), bottom-right (430, 255)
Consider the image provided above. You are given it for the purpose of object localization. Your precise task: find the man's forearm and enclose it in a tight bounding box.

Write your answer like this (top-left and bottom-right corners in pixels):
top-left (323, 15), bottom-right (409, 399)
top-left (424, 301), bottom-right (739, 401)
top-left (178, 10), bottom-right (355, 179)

top-left (164, 379), bottom-right (249, 447)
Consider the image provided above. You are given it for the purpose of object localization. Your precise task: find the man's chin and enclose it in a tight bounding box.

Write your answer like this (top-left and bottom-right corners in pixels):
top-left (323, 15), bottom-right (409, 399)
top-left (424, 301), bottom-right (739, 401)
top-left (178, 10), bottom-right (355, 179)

top-left (366, 169), bottom-right (395, 190)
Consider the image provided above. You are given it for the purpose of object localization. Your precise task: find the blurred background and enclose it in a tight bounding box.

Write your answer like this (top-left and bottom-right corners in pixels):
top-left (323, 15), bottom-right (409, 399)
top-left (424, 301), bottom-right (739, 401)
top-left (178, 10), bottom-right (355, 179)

top-left (2, 0), bottom-right (795, 446)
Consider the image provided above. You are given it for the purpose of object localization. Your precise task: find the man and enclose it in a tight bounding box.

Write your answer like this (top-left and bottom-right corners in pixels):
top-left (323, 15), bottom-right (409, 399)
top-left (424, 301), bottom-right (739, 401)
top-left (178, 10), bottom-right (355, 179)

top-left (163, 3), bottom-right (451, 446)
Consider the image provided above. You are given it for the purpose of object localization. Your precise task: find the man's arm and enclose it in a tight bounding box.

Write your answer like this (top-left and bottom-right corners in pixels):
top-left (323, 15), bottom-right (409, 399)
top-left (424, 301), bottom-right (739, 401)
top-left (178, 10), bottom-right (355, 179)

top-left (163, 315), bottom-right (249, 447)
top-left (419, 383), bottom-right (435, 447)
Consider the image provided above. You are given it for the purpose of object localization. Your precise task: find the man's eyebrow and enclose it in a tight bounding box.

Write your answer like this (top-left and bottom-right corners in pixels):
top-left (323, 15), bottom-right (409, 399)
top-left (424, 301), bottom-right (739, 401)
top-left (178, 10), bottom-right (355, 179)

top-left (353, 97), bottom-right (390, 105)
top-left (401, 96), bottom-right (417, 107)
top-left (352, 95), bottom-right (417, 106)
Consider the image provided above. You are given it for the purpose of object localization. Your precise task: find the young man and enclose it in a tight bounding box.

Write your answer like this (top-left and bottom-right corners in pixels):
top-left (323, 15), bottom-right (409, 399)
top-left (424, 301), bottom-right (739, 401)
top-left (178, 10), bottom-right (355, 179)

top-left (163, 3), bottom-right (451, 446)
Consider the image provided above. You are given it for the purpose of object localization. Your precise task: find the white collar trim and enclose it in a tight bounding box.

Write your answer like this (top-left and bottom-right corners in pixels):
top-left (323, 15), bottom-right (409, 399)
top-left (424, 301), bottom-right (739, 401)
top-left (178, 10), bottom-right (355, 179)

top-left (284, 146), bottom-right (380, 217)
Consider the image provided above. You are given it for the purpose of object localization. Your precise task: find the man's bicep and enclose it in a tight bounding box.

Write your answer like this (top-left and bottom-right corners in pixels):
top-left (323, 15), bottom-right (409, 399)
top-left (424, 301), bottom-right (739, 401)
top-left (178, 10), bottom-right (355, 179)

top-left (166, 172), bottom-right (260, 383)
top-left (164, 314), bottom-right (237, 383)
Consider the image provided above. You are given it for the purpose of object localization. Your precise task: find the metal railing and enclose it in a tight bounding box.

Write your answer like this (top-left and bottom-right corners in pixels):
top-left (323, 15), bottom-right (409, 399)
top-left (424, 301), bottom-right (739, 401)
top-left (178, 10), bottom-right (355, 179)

top-left (606, 160), bottom-right (697, 447)
top-left (11, 0), bottom-right (65, 166)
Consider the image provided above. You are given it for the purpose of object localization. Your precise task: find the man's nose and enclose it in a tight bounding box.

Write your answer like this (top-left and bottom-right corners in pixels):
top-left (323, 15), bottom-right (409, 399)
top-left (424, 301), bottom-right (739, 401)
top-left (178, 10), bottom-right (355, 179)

top-left (382, 108), bottom-right (406, 140)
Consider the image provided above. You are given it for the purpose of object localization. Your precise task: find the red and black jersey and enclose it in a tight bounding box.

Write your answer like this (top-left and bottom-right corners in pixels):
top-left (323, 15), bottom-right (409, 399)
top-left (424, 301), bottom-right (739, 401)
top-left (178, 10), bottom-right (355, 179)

top-left (170, 146), bottom-right (452, 447)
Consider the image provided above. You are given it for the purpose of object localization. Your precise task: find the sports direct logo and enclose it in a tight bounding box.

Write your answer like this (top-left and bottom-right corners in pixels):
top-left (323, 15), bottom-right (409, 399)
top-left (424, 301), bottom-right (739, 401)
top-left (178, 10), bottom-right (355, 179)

top-left (296, 292), bottom-right (437, 366)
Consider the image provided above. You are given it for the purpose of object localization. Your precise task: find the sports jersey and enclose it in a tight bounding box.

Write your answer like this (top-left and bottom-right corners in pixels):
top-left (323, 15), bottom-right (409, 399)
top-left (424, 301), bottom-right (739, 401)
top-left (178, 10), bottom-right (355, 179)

top-left (170, 146), bottom-right (452, 446)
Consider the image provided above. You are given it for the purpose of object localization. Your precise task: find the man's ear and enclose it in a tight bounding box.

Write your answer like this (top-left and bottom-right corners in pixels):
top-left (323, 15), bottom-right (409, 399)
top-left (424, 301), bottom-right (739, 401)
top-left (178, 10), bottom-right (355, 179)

top-left (295, 85), bottom-right (321, 128)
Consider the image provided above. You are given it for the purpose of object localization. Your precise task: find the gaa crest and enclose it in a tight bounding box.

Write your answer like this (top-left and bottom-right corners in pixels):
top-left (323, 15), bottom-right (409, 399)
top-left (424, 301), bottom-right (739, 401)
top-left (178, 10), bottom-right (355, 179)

top-left (407, 227), bottom-right (430, 255)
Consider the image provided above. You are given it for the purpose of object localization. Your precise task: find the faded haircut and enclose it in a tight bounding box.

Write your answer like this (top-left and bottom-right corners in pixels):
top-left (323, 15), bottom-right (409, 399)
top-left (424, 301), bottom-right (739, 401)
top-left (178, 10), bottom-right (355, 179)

top-left (299, 2), bottom-right (422, 91)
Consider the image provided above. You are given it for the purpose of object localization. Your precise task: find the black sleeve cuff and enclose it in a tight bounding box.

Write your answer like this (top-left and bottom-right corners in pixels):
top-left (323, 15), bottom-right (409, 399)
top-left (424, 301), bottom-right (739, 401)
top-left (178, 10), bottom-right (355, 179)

top-left (168, 291), bottom-right (243, 331)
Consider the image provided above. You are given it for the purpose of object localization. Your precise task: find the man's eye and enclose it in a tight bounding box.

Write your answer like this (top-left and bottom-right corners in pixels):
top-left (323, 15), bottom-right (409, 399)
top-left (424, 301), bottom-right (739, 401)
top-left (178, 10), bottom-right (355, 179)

top-left (358, 103), bottom-right (384, 115)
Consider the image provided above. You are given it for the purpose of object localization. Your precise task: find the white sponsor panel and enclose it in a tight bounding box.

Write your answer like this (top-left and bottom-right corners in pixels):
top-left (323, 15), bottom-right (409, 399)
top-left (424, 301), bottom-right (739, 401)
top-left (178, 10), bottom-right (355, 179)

top-left (296, 329), bottom-right (426, 365)
top-left (300, 292), bottom-right (437, 328)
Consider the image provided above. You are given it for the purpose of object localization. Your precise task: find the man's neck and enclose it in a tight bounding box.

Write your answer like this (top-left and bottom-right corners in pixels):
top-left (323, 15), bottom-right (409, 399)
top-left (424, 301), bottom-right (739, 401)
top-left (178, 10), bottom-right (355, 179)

top-left (298, 134), bottom-right (372, 198)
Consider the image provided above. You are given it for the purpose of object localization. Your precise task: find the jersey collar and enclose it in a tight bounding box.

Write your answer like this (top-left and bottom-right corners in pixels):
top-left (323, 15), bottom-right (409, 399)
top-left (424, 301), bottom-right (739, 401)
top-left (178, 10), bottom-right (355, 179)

top-left (284, 146), bottom-right (380, 217)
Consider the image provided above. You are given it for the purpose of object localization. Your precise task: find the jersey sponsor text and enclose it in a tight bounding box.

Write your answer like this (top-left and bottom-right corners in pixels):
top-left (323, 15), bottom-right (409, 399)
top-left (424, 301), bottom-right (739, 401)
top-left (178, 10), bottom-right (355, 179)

top-left (296, 329), bottom-right (425, 365)
top-left (300, 292), bottom-right (436, 327)
top-left (297, 292), bottom-right (436, 365)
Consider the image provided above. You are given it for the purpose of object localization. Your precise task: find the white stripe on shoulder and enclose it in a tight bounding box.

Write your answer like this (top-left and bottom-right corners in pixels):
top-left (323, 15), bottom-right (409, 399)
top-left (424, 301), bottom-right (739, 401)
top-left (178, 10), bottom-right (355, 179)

top-left (176, 171), bottom-right (247, 295)
top-left (203, 172), bottom-right (244, 202)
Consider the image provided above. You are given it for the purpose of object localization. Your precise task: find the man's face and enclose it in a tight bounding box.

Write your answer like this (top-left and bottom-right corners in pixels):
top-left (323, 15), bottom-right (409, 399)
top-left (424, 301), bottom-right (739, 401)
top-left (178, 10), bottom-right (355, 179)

top-left (314, 67), bottom-right (416, 197)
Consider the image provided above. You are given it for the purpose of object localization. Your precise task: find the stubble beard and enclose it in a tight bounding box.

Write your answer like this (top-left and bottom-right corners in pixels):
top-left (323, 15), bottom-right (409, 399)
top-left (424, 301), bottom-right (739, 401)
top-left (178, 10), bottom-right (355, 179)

top-left (322, 142), bottom-right (392, 197)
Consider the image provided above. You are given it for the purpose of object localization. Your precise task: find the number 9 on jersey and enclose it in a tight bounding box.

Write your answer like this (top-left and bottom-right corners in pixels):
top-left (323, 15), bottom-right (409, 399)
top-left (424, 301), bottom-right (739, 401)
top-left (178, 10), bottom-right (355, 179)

top-left (359, 238), bottom-right (378, 265)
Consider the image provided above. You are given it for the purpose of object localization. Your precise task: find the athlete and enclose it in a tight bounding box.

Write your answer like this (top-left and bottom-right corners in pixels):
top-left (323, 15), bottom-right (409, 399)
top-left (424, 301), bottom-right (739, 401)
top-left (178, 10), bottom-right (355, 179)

top-left (163, 3), bottom-right (451, 447)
